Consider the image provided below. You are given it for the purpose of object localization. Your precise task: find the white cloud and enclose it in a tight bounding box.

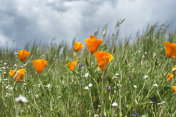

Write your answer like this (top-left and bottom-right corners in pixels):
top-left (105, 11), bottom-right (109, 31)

top-left (0, 0), bottom-right (176, 48)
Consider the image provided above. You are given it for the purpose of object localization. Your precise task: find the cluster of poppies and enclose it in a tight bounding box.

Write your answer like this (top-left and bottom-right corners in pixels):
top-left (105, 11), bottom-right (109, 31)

top-left (67, 35), bottom-right (113, 71)
top-left (9, 50), bottom-right (48, 82)
top-left (163, 41), bottom-right (176, 92)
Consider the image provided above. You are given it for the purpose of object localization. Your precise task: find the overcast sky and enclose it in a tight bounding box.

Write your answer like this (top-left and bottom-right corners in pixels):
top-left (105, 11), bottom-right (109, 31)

top-left (0, 0), bottom-right (176, 48)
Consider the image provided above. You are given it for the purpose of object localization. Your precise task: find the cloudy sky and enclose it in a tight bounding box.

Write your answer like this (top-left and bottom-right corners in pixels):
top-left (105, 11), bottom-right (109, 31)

top-left (0, 0), bottom-right (176, 48)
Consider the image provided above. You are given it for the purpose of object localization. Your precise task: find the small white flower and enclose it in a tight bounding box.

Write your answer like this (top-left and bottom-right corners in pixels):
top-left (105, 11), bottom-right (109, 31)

top-left (15, 95), bottom-right (28, 103)
top-left (112, 102), bottom-right (118, 107)
top-left (98, 105), bottom-right (101, 107)
top-left (88, 83), bottom-right (93, 87)
top-left (157, 101), bottom-right (166, 105)
top-left (144, 52), bottom-right (147, 54)
top-left (94, 114), bottom-right (99, 117)
top-left (4, 63), bottom-right (7, 65)
top-left (2, 67), bottom-right (5, 70)
top-left (153, 83), bottom-right (158, 87)
top-left (35, 94), bottom-right (39, 98)
top-left (142, 115), bottom-right (146, 117)
top-left (138, 51), bottom-right (141, 53)
top-left (112, 73), bottom-right (120, 79)
top-left (85, 73), bottom-right (89, 77)
top-left (142, 55), bottom-right (145, 58)
top-left (46, 84), bottom-right (51, 88)
top-left (144, 75), bottom-right (148, 79)
top-left (14, 64), bottom-right (17, 67)
top-left (134, 85), bottom-right (137, 88)
top-left (85, 86), bottom-right (89, 90)
top-left (3, 72), bottom-right (6, 75)
top-left (58, 96), bottom-right (61, 99)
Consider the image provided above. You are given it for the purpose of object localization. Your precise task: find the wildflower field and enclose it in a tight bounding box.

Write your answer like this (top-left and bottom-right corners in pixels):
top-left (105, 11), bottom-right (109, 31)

top-left (1, 24), bottom-right (176, 117)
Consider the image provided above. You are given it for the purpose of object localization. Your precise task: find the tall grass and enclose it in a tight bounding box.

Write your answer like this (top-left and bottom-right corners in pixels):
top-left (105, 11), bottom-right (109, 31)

top-left (1, 24), bottom-right (176, 117)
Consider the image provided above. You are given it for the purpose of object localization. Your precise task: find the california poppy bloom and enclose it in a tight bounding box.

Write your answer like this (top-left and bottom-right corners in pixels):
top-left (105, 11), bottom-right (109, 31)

top-left (18, 50), bottom-right (31, 61)
top-left (32, 59), bottom-right (48, 73)
top-left (172, 86), bottom-right (176, 93)
top-left (167, 73), bottom-right (174, 81)
top-left (74, 42), bottom-right (84, 52)
top-left (9, 69), bottom-right (25, 82)
top-left (85, 35), bottom-right (103, 54)
top-left (163, 42), bottom-right (176, 57)
top-left (66, 60), bottom-right (78, 71)
top-left (94, 51), bottom-right (113, 70)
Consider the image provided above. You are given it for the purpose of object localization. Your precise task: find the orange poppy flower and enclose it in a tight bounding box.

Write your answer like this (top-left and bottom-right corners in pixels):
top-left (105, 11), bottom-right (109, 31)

top-left (167, 73), bottom-right (174, 81)
top-left (74, 42), bottom-right (84, 52)
top-left (94, 51), bottom-right (113, 70)
top-left (9, 69), bottom-right (25, 82)
top-left (32, 59), bottom-right (48, 73)
top-left (172, 86), bottom-right (176, 93)
top-left (18, 50), bottom-right (31, 61)
top-left (85, 35), bottom-right (103, 54)
top-left (163, 42), bottom-right (176, 57)
top-left (66, 60), bottom-right (78, 71)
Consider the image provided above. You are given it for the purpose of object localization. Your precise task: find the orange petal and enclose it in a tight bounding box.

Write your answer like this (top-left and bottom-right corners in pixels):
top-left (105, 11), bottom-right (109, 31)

top-left (163, 42), bottom-right (176, 57)
top-left (172, 86), bottom-right (176, 93)
top-left (167, 73), bottom-right (174, 81)
top-left (74, 42), bottom-right (84, 52)
top-left (85, 36), bottom-right (103, 53)
top-left (94, 51), bottom-right (113, 70)
top-left (18, 50), bottom-right (30, 61)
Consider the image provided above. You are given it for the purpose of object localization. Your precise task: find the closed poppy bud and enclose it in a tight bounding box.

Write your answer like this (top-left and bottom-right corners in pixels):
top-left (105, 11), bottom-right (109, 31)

top-left (172, 86), bottom-right (176, 93)
top-left (32, 59), bottom-right (48, 73)
top-left (74, 42), bottom-right (84, 52)
top-left (167, 73), bottom-right (174, 81)
top-left (163, 42), bottom-right (176, 57)
top-left (85, 35), bottom-right (103, 54)
top-left (9, 69), bottom-right (25, 82)
top-left (66, 60), bottom-right (78, 71)
top-left (94, 51), bottom-right (113, 70)
top-left (18, 50), bottom-right (31, 61)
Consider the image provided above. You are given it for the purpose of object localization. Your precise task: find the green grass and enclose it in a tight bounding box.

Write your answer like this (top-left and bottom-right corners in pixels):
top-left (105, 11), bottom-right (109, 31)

top-left (1, 24), bottom-right (176, 117)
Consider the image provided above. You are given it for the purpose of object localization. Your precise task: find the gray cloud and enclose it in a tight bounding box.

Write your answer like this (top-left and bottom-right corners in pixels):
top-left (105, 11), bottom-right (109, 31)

top-left (0, 0), bottom-right (176, 48)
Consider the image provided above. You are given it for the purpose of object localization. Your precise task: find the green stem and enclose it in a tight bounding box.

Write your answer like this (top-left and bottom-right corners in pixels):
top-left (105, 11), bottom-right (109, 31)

top-left (101, 70), bottom-right (105, 115)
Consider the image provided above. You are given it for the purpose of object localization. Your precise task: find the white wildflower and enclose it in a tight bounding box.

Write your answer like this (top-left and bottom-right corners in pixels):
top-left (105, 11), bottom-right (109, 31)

top-left (35, 94), bottom-right (39, 98)
top-left (134, 85), bottom-right (137, 88)
top-left (85, 86), bottom-right (89, 90)
top-left (143, 75), bottom-right (148, 79)
top-left (112, 73), bottom-right (120, 79)
top-left (153, 83), bottom-right (158, 87)
top-left (112, 102), bottom-right (118, 107)
top-left (4, 63), bottom-right (7, 65)
top-left (46, 84), bottom-right (51, 88)
top-left (94, 114), bottom-right (99, 117)
top-left (15, 95), bottom-right (28, 103)
top-left (85, 73), bottom-right (89, 77)
top-left (88, 83), bottom-right (93, 87)
top-left (157, 101), bottom-right (166, 105)
top-left (58, 96), bottom-right (61, 99)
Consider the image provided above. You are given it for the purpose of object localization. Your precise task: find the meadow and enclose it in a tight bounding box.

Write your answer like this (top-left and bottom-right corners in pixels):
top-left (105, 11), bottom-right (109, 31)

top-left (1, 23), bottom-right (176, 117)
